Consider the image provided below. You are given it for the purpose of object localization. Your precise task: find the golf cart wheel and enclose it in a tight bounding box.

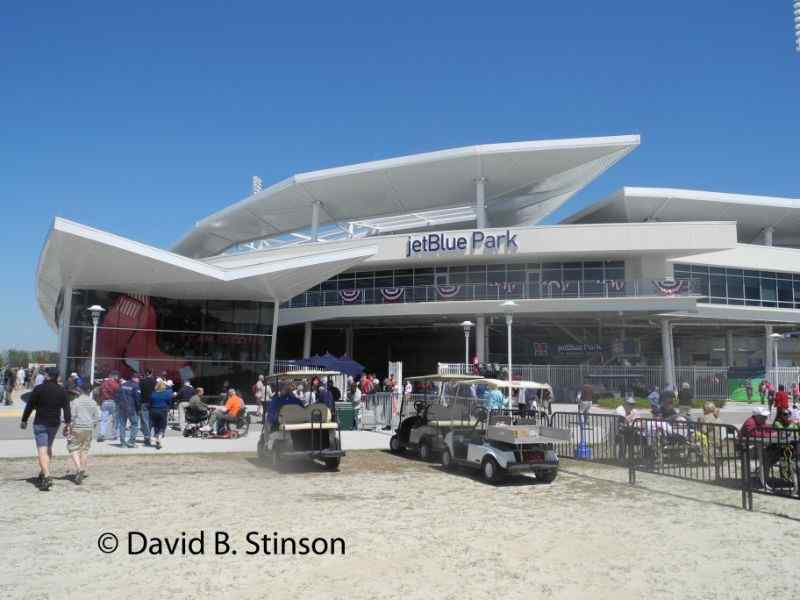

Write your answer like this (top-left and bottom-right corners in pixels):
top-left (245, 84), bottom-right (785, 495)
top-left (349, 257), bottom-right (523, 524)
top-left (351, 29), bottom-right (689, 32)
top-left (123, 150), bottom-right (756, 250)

top-left (389, 435), bottom-right (402, 454)
top-left (441, 447), bottom-right (454, 470)
top-left (418, 440), bottom-right (432, 462)
top-left (536, 469), bottom-right (558, 484)
top-left (324, 457), bottom-right (341, 471)
top-left (481, 457), bottom-right (505, 484)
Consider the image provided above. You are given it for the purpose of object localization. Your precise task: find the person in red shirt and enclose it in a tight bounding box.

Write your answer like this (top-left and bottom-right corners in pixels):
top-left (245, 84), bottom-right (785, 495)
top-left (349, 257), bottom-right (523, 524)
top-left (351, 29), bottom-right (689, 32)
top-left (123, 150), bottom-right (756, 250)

top-left (774, 384), bottom-right (790, 414)
top-left (740, 407), bottom-right (772, 438)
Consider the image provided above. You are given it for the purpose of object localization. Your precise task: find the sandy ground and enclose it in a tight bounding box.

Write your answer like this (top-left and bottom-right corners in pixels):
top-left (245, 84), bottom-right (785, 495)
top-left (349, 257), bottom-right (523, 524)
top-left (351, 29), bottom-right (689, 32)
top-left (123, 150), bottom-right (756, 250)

top-left (1, 450), bottom-right (799, 600)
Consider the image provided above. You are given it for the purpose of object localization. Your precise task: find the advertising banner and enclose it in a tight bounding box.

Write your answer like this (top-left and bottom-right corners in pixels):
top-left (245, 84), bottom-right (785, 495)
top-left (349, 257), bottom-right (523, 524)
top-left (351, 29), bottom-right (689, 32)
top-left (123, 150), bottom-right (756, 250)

top-left (727, 367), bottom-right (765, 403)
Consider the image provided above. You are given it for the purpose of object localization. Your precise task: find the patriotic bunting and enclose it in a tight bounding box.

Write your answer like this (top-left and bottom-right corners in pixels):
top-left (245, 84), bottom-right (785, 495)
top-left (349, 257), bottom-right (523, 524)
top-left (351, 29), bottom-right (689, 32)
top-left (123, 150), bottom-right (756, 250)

top-left (380, 287), bottom-right (405, 302)
top-left (339, 289), bottom-right (362, 303)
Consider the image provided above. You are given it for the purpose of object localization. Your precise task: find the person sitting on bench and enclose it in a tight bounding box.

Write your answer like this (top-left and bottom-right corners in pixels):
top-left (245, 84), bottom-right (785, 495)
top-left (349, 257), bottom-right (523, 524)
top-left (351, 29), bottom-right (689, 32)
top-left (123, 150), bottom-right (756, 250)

top-left (208, 389), bottom-right (243, 434)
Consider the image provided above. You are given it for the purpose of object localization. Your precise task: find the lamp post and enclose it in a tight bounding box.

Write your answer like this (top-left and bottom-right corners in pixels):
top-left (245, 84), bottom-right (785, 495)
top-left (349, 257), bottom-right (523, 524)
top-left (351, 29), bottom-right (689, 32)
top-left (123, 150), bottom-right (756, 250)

top-left (770, 332), bottom-right (784, 372)
top-left (501, 300), bottom-right (517, 409)
top-left (460, 320), bottom-right (474, 370)
top-left (87, 305), bottom-right (105, 384)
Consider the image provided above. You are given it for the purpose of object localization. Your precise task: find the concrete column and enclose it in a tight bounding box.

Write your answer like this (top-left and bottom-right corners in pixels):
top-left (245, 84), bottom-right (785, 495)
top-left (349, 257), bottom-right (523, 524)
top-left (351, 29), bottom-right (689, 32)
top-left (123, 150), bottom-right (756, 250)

top-left (661, 319), bottom-right (675, 388)
top-left (764, 226), bottom-right (774, 247)
top-left (345, 326), bottom-right (354, 357)
top-left (311, 200), bottom-right (321, 242)
top-left (726, 330), bottom-right (735, 367)
top-left (57, 286), bottom-right (73, 378)
top-left (268, 300), bottom-right (279, 375)
top-left (303, 322), bottom-right (312, 358)
top-left (476, 316), bottom-right (486, 362)
top-left (765, 324), bottom-right (774, 370)
top-left (475, 177), bottom-right (487, 228)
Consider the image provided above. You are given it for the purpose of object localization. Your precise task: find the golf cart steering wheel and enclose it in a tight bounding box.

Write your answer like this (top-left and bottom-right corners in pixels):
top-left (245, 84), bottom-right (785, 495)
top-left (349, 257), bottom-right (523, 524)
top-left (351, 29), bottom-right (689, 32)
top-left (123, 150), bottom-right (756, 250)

top-left (473, 407), bottom-right (488, 424)
top-left (413, 400), bottom-right (429, 414)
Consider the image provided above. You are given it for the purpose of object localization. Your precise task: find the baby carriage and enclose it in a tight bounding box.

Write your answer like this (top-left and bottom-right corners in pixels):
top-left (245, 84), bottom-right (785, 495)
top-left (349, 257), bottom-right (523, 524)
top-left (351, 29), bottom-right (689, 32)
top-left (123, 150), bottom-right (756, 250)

top-left (183, 405), bottom-right (210, 438)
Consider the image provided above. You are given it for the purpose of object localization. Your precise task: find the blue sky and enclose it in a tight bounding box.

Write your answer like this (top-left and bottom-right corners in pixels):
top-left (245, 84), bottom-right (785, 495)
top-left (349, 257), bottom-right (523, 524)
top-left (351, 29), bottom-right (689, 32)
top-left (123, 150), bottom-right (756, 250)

top-left (1, 1), bottom-right (797, 349)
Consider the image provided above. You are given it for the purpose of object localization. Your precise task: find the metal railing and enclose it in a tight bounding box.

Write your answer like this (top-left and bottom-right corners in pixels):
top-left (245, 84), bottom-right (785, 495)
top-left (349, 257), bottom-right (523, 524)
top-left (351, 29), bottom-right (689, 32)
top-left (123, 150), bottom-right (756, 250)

top-left (437, 363), bottom-right (731, 401)
top-left (284, 279), bottom-right (699, 309)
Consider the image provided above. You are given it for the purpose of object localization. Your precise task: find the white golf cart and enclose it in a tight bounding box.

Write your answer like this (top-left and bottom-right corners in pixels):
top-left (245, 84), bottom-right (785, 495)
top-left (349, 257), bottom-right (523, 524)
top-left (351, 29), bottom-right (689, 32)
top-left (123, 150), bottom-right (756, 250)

top-left (440, 378), bottom-right (570, 484)
top-left (389, 374), bottom-right (482, 460)
top-left (257, 370), bottom-right (345, 471)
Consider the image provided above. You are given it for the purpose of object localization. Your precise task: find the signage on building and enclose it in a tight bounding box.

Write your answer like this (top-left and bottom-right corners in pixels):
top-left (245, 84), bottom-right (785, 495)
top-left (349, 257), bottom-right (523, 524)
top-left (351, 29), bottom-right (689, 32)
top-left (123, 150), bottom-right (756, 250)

top-left (557, 343), bottom-right (604, 355)
top-left (405, 230), bottom-right (519, 257)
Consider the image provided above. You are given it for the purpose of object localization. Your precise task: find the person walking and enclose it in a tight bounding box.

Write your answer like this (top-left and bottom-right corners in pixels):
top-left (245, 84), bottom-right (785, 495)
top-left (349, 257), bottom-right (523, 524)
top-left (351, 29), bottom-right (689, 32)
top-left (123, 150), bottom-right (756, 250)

top-left (19, 369), bottom-right (71, 491)
top-left (115, 374), bottom-right (141, 448)
top-left (16, 366), bottom-right (26, 391)
top-left (138, 369), bottom-right (156, 446)
top-left (149, 380), bottom-right (173, 449)
top-left (758, 380), bottom-right (767, 405)
top-left (97, 372), bottom-right (120, 442)
top-left (744, 379), bottom-right (753, 403)
top-left (67, 382), bottom-right (100, 484)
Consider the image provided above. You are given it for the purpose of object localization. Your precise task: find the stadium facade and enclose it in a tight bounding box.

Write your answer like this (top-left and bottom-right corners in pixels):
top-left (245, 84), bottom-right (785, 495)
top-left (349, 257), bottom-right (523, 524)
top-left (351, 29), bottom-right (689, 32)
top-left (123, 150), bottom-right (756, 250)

top-left (36, 135), bottom-right (800, 395)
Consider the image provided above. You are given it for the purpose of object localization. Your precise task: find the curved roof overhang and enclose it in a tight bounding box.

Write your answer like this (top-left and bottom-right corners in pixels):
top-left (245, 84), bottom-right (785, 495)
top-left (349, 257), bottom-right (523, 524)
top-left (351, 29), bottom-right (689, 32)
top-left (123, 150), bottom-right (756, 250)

top-left (37, 217), bottom-right (377, 331)
top-left (564, 187), bottom-right (800, 246)
top-left (172, 135), bottom-right (640, 258)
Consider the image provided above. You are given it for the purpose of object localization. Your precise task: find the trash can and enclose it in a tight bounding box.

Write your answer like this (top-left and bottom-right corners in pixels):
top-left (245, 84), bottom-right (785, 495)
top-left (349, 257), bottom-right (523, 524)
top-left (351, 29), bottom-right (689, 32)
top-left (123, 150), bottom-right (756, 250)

top-left (336, 402), bottom-right (355, 431)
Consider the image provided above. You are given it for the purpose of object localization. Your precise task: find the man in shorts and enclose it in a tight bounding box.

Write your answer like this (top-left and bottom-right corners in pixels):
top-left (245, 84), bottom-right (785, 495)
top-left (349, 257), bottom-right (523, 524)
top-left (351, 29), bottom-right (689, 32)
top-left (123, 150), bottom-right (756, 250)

top-left (68, 382), bottom-right (100, 484)
top-left (20, 369), bottom-right (71, 491)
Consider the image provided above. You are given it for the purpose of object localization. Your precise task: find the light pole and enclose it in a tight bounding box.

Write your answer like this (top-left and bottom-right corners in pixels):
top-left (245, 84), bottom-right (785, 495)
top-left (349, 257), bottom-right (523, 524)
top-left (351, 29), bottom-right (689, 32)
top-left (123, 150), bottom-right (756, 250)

top-left (461, 320), bottom-right (474, 369)
top-left (87, 305), bottom-right (105, 384)
top-left (501, 300), bottom-right (517, 409)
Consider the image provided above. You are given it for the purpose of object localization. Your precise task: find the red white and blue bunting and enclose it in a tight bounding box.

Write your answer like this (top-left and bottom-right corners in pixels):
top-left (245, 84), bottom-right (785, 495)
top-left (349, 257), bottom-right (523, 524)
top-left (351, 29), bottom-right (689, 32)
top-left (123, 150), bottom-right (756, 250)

top-left (380, 287), bottom-right (405, 302)
top-left (653, 280), bottom-right (686, 296)
top-left (436, 284), bottom-right (462, 298)
top-left (339, 289), bottom-right (362, 303)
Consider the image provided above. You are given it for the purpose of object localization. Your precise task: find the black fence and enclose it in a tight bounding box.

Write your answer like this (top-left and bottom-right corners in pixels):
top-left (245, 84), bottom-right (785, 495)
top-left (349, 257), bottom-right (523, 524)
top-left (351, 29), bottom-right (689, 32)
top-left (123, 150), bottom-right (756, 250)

top-left (547, 411), bottom-right (800, 510)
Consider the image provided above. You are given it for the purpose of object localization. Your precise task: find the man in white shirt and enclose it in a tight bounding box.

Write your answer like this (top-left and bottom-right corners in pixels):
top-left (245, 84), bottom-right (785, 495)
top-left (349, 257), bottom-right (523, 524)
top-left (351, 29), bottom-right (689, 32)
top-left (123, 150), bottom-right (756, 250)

top-left (34, 371), bottom-right (45, 387)
top-left (17, 368), bottom-right (26, 390)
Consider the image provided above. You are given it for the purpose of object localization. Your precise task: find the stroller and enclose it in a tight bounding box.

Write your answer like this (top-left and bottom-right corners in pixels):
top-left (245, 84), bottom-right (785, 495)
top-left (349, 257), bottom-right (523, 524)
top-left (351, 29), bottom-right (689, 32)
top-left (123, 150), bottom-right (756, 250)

top-left (183, 405), bottom-right (210, 438)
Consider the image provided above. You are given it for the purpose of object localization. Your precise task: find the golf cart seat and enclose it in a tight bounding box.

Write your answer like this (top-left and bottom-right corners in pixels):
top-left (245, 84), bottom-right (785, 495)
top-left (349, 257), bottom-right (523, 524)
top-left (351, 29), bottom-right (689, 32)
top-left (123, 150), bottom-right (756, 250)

top-left (427, 404), bottom-right (474, 428)
top-left (278, 403), bottom-right (339, 431)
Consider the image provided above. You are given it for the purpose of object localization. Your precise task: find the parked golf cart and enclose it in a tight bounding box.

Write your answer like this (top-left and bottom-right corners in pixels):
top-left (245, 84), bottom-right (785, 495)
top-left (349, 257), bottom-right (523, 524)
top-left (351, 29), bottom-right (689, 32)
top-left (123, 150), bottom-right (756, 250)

top-left (256, 370), bottom-right (345, 471)
top-left (389, 374), bottom-right (482, 461)
top-left (440, 378), bottom-right (570, 484)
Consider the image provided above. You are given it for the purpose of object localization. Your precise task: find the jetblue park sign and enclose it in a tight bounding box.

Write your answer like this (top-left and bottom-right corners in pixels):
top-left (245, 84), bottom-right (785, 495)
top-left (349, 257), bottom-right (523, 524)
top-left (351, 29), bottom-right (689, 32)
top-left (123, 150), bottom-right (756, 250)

top-left (405, 230), bottom-right (519, 257)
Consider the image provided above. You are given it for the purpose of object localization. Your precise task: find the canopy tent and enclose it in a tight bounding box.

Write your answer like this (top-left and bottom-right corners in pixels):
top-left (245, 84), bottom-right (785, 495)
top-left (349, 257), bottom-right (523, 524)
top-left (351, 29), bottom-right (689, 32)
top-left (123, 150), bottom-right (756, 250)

top-left (295, 352), bottom-right (365, 378)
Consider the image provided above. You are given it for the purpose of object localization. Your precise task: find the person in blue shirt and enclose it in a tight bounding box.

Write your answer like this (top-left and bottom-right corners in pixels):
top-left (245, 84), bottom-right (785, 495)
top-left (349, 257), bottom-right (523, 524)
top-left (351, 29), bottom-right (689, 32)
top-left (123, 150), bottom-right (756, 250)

top-left (484, 386), bottom-right (507, 411)
top-left (148, 380), bottom-right (174, 450)
top-left (115, 374), bottom-right (141, 448)
top-left (266, 384), bottom-right (304, 430)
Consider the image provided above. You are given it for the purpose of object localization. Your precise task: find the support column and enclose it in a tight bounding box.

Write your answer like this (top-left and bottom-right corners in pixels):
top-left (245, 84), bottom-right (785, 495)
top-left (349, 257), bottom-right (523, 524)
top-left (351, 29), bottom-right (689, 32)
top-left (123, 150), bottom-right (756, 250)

top-left (57, 286), bottom-right (73, 378)
top-left (661, 319), bottom-right (675, 388)
top-left (764, 226), bottom-right (774, 247)
top-left (765, 324), bottom-right (774, 370)
top-left (310, 200), bottom-right (321, 242)
top-left (345, 326), bottom-right (354, 357)
top-left (476, 316), bottom-right (486, 362)
top-left (726, 330), bottom-right (735, 367)
top-left (268, 300), bottom-right (279, 375)
top-left (303, 322), bottom-right (312, 358)
top-left (475, 177), bottom-right (487, 228)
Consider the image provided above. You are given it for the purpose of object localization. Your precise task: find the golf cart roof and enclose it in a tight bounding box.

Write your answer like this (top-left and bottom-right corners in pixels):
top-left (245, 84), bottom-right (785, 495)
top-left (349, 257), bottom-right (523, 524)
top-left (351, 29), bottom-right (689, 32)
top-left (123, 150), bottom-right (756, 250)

top-left (268, 370), bottom-right (341, 380)
top-left (405, 374), bottom-right (484, 383)
top-left (474, 378), bottom-right (553, 391)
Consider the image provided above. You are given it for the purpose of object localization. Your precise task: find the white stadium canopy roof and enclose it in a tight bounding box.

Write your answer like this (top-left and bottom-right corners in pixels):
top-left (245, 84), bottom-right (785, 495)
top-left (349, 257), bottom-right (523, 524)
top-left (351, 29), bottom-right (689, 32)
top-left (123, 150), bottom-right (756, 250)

top-left (37, 218), bottom-right (377, 330)
top-left (173, 135), bottom-right (640, 258)
top-left (564, 187), bottom-right (800, 246)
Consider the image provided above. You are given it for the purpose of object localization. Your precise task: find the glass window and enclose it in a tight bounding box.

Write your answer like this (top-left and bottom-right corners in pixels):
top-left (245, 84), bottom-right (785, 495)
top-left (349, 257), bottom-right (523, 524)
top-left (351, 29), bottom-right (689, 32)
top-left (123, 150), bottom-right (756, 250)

top-left (710, 275), bottom-right (726, 298)
top-left (726, 274), bottom-right (744, 300)
top-left (744, 277), bottom-right (761, 302)
top-left (761, 278), bottom-right (777, 306)
top-left (778, 279), bottom-right (793, 303)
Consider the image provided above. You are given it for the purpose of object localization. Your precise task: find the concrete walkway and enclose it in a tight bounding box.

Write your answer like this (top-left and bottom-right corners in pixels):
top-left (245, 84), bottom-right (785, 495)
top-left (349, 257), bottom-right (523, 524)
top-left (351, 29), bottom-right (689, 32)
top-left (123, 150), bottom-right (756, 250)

top-left (0, 428), bottom-right (390, 459)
